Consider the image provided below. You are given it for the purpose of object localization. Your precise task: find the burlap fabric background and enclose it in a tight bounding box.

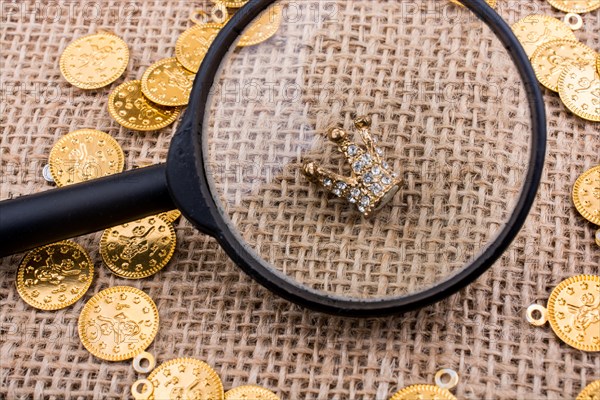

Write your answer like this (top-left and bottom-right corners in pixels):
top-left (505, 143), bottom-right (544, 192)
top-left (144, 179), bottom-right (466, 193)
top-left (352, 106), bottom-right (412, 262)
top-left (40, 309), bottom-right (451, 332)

top-left (1, 1), bottom-right (599, 399)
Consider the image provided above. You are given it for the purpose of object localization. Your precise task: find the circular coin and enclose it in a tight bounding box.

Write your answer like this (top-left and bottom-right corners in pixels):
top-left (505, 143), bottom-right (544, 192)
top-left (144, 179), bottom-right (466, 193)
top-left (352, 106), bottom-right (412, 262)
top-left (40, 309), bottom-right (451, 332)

top-left (390, 384), bottom-right (457, 400)
top-left (108, 80), bottom-right (182, 131)
top-left (225, 385), bottom-right (280, 400)
top-left (558, 63), bottom-right (600, 122)
top-left (158, 209), bottom-right (182, 224)
top-left (547, 0), bottom-right (600, 13)
top-left (511, 15), bottom-right (577, 59)
top-left (175, 24), bottom-right (222, 73)
top-left (49, 129), bottom-right (125, 187)
top-left (547, 275), bottom-right (600, 352)
top-left (16, 241), bottom-right (93, 310)
top-left (78, 286), bottom-right (159, 361)
top-left (141, 58), bottom-right (196, 107)
top-left (577, 380), bottom-right (600, 400)
top-left (60, 32), bottom-right (129, 90)
top-left (101, 215), bottom-right (176, 279)
top-left (237, 5), bottom-right (282, 47)
top-left (573, 166), bottom-right (600, 226)
top-left (531, 40), bottom-right (597, 92)
top-left (147, 358), bottom-right (224, 400)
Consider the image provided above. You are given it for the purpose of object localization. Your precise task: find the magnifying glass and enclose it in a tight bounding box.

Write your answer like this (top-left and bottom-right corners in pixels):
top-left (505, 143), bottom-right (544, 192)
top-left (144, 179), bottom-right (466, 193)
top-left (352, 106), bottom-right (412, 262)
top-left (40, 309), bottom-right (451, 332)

top-left (0, 0), bottom-right (546, 316)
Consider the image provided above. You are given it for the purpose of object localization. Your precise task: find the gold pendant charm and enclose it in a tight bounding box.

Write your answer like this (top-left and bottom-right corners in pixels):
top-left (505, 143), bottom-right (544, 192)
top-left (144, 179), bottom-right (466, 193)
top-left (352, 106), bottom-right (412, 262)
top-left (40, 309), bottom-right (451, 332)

top-left (547, 0), bottom-right (600, 14)
top-left (78, 286), bottom-right (159, 361)
top-left (132, 357), bottom-right (224, 400)
top-left (158, 209), bottom-right (182, 224)
top-left (558, 64), bottom-right (600, 122)
top-left (237, 5), bottom-right (282, 47)
top-left (577, 380), bottom-right (600, 400)
top-left (108, 80), bottom-right (182, 131)
top-left (390, 369), bottom-right (458, 400)
top-left (16, 241), bottom-right (93, 310)
top-left (49, 129), bottom-right (125, 187)
top-left (303, 116), bottom-right (402, 217)
top-left (175, 24), bottom-right (223, 73)
top-left (527, 275), bottom-right (600, 352)
top-left (141, 58), bottom-right (196, 107)
top-left (573, 166), bottom-right (600, 225)
top-left (511, 15), bottom-right (577, 58)
top-left (60, 32), bottom-right (129, 90)
top-left (100, 215), bottom-right (177, 279)
top-left (225, 385), bottom-right (280, 400)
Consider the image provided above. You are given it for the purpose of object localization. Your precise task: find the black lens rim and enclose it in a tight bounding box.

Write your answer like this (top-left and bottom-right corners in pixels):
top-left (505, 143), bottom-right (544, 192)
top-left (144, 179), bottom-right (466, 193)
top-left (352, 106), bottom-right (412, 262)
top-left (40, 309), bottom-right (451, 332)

top-left (167, 0), bottom-right (547, 316)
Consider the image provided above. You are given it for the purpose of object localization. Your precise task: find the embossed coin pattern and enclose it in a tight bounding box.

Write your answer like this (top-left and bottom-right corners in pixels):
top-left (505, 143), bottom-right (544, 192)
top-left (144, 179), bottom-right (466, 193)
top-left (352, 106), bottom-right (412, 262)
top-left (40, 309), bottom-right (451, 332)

top-left (158, 209), bottom-right (182, 224)
top-left (100, 215), bottom-right (176, 279)
top-left (573, 166), bottom-right (600, 226)
top-left (16, 241), bottom-right (94, 311)
top-left (511, 15), bottom-right (577, 58)
top-left (531, 40), bottom-right (598, 92)
top-left (49, 129), bottom-right (125, 187)
top-left (146, 358), bottom-right (224, 400)
top-left (60, 32), bottom-right (129, 90)
top-left (237, 5), bottom-right (283, 47)
top-left (547, 0), bottom-right (600, 13)
top-left (547, 275), bottom-right (600, 352)
top-left (389, 385), bottom-right (457, 400)
top-left (176, 24), bottom-right (223, 73)
top-left (577, 380), bottom-right (600, 400)
top-left (78, 286), bottom-right (159, 361)
top-left (558, 63), bottom-right (600, 122)
top-left (108, 80), bottom-right (182, 131)
top-left (141, 58), bottom-right (196, 107)
top-left (224, 385), bottom-right (280, 400)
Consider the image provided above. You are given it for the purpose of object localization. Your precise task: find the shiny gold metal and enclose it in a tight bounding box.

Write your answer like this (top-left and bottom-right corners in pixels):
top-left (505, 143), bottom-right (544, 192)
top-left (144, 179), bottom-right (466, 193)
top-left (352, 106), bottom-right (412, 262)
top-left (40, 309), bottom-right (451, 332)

top-left (224, 385), bottom-right (280, 400)
top-left (108, 80), bottom-right (182, 131)
top-left (531, 40), bottom-right (597, 92)
top-left (133, 351), bottom-right (156, 374)
top-left (237, 5), bottom-right (282, 47)
top-left (214, 0), bottom-right (249, 7)
top-left (78, 286), bottom-right (160, 361)
top-left (511, 15), bottom-right (577, 58)
top-left (59, 32), bottom-right (129, 90)
top-left (547, 0), bottom-right (600, 13)
top-left (573, 166), bottom-right (600, 226)
top-left (49, 129), bottom-right (125, 187)
top-left (211, 3), bottom-right (229, 24)
top-left (100, 215), bottom-right (177, 279)
top-left (597, 54), bottom-right (600, 75)
top-left (526, 304), bottom-right (549, 326)
top-left (131, 379), bottom-right (154, 400)
top-left (147, 358), bottom-right (224, 400)
top-left (16, 241), bottom-right (93, 311)
top-left (390, 369), bottom-right (459, 400)
top-left (558, 63), bottom-right (600, 122)
top-left (564, 13), bottom-right (584, 30)
top-left (141, 58), bottom-right (196, 107)
top-left (529, 275), bottom-right (600, 352)
top-left (303, 116), bottom-right (402, 217)
top-left (595, 229), bottom-right (600, 247)
top-left (577, 380), bottom-right (600, 400)
top-left (175, 24), bottom-right (223, 73)
top-left (158, 210), bottom-right (182, 224)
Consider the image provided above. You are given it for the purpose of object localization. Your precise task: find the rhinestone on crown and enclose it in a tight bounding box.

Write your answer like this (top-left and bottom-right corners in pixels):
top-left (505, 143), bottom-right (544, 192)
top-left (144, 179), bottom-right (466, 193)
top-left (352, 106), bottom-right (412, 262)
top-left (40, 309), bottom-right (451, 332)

top-left (302, 116), bottom-right (402, 217)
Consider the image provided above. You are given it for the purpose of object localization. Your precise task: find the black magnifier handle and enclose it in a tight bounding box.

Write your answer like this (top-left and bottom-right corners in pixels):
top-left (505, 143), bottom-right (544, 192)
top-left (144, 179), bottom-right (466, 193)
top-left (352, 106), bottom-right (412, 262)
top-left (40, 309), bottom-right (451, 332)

top-left (0, 164), bottom-right (174, 258)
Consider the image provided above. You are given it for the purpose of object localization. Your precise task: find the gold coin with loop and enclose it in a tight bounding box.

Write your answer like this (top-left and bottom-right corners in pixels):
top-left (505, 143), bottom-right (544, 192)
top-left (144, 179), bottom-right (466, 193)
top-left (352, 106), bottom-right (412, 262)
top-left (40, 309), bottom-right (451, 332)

top-left (511, 15), bottom-right (577, 58)
top-left (108, 80), bottom-right (182, 131)
top-left (547, 0), bottom-right (600, 14)
top-left (224, 385), bottom-right (280, 400)
top-left (572, 166), bottom-right (600, 226)
top-left (558, 63), bottom-right (600, 122)
top-left (577, 380), bottom-right (600, 400)
top-left (60, 32), bottom-right (129, 90)
top-left (175, 24), bottom-right (223, 73)
top-left (78, 286), bottom-right (160, 361)
top-left (100, 215), bottom-right (177, 279)
top-left (49, 129), bottom-right (125, 187)
top-left (141, 58), bottom-right (196, 107)
top-left (390, 369), bottom-right (459, 400)
top-left (16, 241), bottom-right (94, 310)
top-left (527, 275), bottom-right (600, 352)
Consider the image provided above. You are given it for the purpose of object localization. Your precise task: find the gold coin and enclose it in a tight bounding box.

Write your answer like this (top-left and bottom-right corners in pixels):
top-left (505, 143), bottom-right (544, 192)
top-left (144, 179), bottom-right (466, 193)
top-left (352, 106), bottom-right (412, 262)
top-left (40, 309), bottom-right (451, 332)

top-left (595, 229), bottom-right (600, 247)
top-left (147, 358), bottom-right (224, 400)
top-left (577, 380), bottom-right (600, 400)
top-left (511, 15), bottom-right (577, 58)
top-left (558, 63), bottom-right (600, 122)
top-left (100, 215), bottom-right (176, 279)
top-left (390, 385), bottom-right (457, 400)
top-left (215, 0), bottom-right (249, 7)
top-left (547, 0), bottom-right (600, 13)
top-left (60, 32), bottom-right (129, 90)
top-left (547, 275), bottom-right (600, 352)
top-left (573, 166), bottom-right (600, 226)
top-left (531, 40), bottom-right (597, 92)
top-left (175, 24), bottom-right (222, 73)
top-left (225, 385), bottom-right (280, 400)
top-left (78, 286), bottom-right (159, 361)
top-left (16, 241), bottom-right (93, 311)
top-left (49, 129), bottom-right (125, 187)
top-left (108, 80), bottom-right (182, 131)
top-left (141, 58), bottom-right (196, 107)
top-left (158, 209), bottom-right (182, 223)
top-left (448, 0), bottom-right (497, 7)
top-left (237, 5), bottom-right (282, 47)
top-left (597, 54), bottom-right (600, 75)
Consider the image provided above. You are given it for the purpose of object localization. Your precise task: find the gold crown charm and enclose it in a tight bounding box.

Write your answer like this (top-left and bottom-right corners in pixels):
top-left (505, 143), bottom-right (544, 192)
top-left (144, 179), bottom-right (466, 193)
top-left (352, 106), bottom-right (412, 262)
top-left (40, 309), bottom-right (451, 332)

top-left (303, 116), bottom-right (402, 217)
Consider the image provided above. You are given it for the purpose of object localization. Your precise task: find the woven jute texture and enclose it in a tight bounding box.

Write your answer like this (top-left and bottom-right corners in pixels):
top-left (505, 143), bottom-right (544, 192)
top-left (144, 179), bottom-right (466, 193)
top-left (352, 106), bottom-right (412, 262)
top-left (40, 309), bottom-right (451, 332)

top-left (1, 1), bottom-right (599, 399)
